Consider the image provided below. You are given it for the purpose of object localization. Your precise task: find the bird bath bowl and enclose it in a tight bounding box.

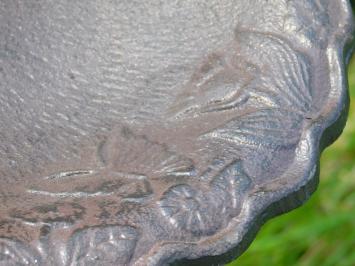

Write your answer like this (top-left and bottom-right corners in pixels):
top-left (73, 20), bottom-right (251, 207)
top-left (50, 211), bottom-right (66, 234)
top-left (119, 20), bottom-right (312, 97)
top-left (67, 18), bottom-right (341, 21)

top-left (0, 1), bottom-right (354, 265)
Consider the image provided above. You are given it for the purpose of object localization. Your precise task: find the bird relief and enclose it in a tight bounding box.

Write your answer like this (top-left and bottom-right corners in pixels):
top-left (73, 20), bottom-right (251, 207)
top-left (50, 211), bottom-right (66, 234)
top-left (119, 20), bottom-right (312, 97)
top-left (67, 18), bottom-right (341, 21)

top-left (168, 30), bottom-right (313, 151)
top-left (23, 126), bottom-right (196, 202)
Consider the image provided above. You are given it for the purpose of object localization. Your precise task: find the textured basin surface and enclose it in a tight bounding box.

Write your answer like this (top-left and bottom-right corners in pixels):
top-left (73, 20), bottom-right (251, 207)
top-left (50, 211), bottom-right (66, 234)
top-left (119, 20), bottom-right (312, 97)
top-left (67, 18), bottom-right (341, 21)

top-left (0, 1), bottom-right (354, 265)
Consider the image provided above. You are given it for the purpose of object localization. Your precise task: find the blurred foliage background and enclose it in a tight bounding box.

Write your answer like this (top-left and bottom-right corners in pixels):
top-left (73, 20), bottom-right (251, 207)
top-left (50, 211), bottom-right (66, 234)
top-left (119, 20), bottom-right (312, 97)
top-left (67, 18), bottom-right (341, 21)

top-left (228, 46), bottom-right (355, 265)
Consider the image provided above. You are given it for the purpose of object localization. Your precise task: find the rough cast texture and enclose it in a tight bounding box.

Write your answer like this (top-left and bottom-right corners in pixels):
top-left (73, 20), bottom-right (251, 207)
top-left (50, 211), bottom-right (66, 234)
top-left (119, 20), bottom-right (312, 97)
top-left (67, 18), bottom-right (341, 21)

top-left (0, 1), bottom-right (354, 265)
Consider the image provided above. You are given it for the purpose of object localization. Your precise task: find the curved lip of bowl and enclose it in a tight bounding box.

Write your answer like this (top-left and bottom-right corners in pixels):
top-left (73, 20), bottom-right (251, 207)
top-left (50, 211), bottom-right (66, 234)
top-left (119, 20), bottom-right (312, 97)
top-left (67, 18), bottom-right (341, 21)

top-left (135, 2), bottom-right (355, 265)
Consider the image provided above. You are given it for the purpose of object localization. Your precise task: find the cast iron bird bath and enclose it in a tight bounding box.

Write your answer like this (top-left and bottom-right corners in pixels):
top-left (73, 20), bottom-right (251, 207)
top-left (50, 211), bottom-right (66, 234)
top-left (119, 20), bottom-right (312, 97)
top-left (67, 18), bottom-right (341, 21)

top-left (0, 1), bottom-right (354, 265)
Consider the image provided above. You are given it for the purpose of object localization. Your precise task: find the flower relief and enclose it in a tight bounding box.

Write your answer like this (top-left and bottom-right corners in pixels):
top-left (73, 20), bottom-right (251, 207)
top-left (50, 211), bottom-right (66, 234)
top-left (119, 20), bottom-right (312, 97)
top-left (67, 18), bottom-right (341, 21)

top-left (157, 159), bottom-right (253, 236)
top-left (210, 160), bottom-right (252, 217)
top-left (157, 184), bottom-right (224, 236)
top-left (67, 225), bottom-right (139, 266)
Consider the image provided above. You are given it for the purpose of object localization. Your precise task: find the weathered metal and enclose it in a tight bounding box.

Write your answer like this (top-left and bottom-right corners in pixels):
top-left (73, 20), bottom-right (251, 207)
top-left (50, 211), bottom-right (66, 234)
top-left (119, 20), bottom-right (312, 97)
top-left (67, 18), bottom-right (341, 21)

top-left (0, 1), bottom-right (354, 265)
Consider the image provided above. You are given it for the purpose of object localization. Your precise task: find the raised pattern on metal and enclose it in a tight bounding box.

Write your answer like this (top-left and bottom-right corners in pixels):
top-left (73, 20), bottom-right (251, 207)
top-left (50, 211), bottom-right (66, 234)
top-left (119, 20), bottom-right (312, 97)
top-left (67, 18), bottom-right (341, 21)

top-left (0, 1), bottom-right (354, 265)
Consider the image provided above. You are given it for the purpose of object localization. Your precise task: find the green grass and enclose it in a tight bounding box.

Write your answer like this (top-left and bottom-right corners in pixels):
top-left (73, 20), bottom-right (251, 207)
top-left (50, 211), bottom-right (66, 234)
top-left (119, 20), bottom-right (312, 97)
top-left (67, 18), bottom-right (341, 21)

top-left (228, 56), bottom-right (355, 266)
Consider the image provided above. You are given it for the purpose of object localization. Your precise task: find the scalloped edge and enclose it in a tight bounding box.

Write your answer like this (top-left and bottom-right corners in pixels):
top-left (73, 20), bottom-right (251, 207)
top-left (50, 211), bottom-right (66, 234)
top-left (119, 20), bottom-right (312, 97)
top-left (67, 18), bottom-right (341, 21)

top-left (134, 1), bottom-right (355, 265)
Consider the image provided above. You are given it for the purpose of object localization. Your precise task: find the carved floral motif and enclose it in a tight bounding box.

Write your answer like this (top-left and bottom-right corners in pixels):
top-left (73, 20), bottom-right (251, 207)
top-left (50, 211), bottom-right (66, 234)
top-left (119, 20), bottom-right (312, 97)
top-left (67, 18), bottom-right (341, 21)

top-left (158, 184), bottom-right (224, 236)
top-left (67, 226), bottom-right (139, 266)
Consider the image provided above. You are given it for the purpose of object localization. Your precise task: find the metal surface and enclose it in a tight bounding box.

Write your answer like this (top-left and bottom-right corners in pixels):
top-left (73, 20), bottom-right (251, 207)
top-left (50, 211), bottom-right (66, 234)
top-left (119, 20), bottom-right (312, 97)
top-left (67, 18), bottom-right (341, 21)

top-left (0, 1), bottom-right (354, 265)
